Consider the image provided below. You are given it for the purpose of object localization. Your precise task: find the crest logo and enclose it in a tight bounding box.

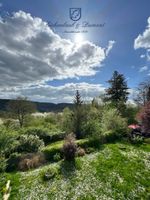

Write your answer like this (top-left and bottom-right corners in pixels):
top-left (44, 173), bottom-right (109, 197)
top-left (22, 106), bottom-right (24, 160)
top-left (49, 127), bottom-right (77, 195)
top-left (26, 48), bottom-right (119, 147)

top-left (69, 8), bottom-right (81, 21)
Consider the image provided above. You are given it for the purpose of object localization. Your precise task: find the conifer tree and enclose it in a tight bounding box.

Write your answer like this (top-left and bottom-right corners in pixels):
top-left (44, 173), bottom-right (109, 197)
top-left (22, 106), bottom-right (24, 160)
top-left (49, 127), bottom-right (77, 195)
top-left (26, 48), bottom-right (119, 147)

top-left (73, 90), bottom-right (84, 139)
top-left (106, 71), bottom-right (129, 107)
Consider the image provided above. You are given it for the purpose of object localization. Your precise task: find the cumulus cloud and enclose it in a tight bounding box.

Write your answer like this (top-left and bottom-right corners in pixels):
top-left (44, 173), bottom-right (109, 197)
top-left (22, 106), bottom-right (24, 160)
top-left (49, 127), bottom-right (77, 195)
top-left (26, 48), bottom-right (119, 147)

top-left (0, 10), bottom-right (114, 89)
top-left (0, 82), bottom-right (105, 103)
top-left (139, 66), bottom-right (148, 72)
top-left (134, 17), bottom-right (150, 60)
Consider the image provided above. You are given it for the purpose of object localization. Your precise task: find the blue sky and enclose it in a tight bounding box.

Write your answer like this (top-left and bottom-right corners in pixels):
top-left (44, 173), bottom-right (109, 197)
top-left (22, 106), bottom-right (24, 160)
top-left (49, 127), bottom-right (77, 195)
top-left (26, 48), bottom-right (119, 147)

top-left (0, 0), bottom-right (150, 103)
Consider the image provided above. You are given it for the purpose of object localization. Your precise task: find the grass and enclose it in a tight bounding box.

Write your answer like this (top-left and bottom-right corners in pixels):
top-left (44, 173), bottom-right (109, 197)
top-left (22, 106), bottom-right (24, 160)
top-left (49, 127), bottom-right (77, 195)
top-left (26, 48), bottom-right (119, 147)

top-left (0, 141), bottom-right (150, 200)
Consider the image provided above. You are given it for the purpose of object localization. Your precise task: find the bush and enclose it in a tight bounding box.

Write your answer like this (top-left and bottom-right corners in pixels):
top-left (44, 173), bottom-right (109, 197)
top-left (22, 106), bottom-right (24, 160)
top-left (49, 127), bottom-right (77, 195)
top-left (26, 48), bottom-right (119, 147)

top-left (0, 156), bottom-right (7, 172)
top-left (42, 142), bottom-right (63, 161)
top-left (62, 133), bottom-right (77, 161)
top-left (41, 166), bottom-right (59, 181)
top-left (6, 152), bottom-right (21, 172)
top-left (130, 135), bottom-right (144, 145)
top-left (23, 127), bottom-right (65, 145)
top-left (18, 153), bottom-right (46, 171)
top-left (0, 127), bottom-right (18, 157)
top-left (53, 153), bottom-right (61, 162)
top-left (77, 147), bottom-right (85, 157)
top-left (137, 101), bottom-right (150, 134)
top-left (17, 135), bottom-right (44, 153)
top-left (101, 108), bottom-right (128, 140)
top-left (82, 119), bottom-right (101, 137)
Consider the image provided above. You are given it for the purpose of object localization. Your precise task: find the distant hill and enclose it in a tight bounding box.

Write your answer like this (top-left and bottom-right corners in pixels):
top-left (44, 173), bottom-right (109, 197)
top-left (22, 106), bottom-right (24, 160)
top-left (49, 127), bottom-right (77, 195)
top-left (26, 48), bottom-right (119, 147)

top-left (0, 99), bottom-right (73, 112)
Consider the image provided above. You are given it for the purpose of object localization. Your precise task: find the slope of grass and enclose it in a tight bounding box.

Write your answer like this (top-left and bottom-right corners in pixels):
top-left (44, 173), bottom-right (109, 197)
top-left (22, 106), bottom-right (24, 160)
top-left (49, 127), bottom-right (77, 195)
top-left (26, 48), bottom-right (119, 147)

top-left (0, 142), bottom-right (150, 200)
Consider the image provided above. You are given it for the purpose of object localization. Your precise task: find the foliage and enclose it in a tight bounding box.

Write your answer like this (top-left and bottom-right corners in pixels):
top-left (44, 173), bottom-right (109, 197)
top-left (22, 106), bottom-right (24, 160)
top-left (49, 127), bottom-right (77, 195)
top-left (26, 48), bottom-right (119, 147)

top-left (76, 147), bottom-right (85, 157)
top-left (0, 127), bottom-right (18, 156)
top-left (0, 156), bottom-right (7, 172)
top-left (7, 97), bottom-right (36, 127)
top-left (42, 141), bottom-right (63, 161)
top-left (101, 108), bottom-right (128, 139)
top-left (106, 71), bottom-right (129, 108)
top-left (6, 152), bottom-right (21, 172)
top-left (137, 101), bottom-right (150, 134)
top-left (62, 133), bottom-right (77, 161)
top-left (18, 153), bottom-right (46, 171)
top-left (22, 127), bottom-right (65, 145)
top-left (62, 107), bottom-right (74, 133)
top-left (124, 104), bottom-right (139, 124)
top-left (17, 135), bottom-right (44, 153)
top-left (130, 135), bottom-right (144, 145)
top-left (53, 153), bottom-right (61, 162)
top-left (72, 90), bottom-right (85, 139)
top-left (41, 166), bottom-right (60, 181)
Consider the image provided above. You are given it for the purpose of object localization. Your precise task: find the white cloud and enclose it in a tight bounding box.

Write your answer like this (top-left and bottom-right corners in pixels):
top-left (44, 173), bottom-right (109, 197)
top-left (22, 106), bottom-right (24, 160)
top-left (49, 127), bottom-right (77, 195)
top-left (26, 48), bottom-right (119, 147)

top-left (105, 40), bottom-right (115, 56)
top-left (140, 54), bottom-right (145, 58)
top-left (0, 82), bottom-right (105, 103)
top-left (0, 10), bottom-right (114, 89)
top-left (134, 17), bottom-right (150, 61)
top-left (139, 66), bottom-right (148, 72)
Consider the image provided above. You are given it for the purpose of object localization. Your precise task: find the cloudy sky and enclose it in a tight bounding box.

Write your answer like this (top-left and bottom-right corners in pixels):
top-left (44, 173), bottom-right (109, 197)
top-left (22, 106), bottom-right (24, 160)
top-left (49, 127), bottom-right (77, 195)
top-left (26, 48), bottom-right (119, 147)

top-left (0, 0), bottom-right (150, 103)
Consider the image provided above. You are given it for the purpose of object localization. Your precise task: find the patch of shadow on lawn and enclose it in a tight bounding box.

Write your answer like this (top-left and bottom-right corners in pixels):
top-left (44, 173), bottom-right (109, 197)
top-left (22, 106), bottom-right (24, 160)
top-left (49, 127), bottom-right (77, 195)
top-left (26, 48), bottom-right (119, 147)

top-left (60, 159), bottom-right (77, 179)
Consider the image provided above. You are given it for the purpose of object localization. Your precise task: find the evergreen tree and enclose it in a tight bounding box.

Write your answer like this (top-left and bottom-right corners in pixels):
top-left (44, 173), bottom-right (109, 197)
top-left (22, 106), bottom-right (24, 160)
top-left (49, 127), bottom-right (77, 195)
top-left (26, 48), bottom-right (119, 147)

top-left (73, 90), bottom-right (84, 139)
top-left (106, 71), bottom-right (129, 107)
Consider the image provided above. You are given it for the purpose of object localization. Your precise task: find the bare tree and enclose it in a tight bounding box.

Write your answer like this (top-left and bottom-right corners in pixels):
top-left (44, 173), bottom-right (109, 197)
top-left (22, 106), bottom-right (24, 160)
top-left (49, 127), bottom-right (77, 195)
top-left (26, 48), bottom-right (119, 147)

top-left (134, 80), bottom-right (150, 106)
top-left (7, 97), bottom-right (36, 127)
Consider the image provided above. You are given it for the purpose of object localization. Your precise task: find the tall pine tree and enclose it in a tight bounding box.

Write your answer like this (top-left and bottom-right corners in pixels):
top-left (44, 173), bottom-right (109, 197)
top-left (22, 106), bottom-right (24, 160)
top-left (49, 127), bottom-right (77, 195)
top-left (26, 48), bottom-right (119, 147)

top-left (106, 71), bottom-right (129, 107)
top-left (73, 90), bottom-right (84, 139)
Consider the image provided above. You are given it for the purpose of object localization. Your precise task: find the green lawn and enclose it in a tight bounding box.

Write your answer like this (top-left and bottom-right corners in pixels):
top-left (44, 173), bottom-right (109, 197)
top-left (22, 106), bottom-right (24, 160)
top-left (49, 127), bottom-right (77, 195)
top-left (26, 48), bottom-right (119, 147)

top-left (0, 142), bottom-right (150, 200)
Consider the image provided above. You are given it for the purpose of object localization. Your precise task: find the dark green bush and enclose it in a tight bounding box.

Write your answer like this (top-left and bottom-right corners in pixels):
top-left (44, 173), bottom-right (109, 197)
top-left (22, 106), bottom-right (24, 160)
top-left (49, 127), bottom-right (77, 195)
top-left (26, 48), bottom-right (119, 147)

top-left (53, 153), bottom-right (61, 162)
top-left (6, 152), bottom-right (21, 172)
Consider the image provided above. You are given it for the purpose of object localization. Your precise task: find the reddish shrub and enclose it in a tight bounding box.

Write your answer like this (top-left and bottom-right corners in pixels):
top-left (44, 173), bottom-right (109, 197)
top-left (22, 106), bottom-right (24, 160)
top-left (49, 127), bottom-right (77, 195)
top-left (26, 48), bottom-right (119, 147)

top-left (62, 133), bottom-right (77, 161)
top-left (77, 147), bottom-right (85, 157)
top-left (137, 101), bottom-right (150, 133)
top-left (18, 153), bottom-right (46, 171)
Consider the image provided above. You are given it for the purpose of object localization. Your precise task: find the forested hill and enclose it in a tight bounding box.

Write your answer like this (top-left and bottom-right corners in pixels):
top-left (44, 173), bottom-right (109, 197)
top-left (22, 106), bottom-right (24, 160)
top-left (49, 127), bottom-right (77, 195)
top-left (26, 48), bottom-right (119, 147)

top-left (0, 99), bottom-right (73, 112)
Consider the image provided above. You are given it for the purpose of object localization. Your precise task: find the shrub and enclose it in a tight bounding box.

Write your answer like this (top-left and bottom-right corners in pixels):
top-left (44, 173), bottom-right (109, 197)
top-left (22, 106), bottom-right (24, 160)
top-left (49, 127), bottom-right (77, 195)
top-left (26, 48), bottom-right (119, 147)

top-left (6, 152), bottom-right (21, 172)
top-left (18, 153), bottom-right (46, 171)
top-left (17, 135), bottom-right (44, 153)
top-left (23, 127), bottom-right (65, 145)
top-left (42, 142), bottom-right (63, 161)
top-left (77, 147), bottom-right (85, 157)
top-left (41, 166), bottom-right (59, 181)
top-left (0, 156), bottom-right (7, 172)
top-left (85, 147), bottom-right (95, 154)
top-left (130, 135), bottom-right (144, 145)
top-left (53, 153), bottom-right (61, 162)
top-left (62, 133), bottom-right (77, 161)
top-left (82, 119), bottom-right (101, 137)
top-left (101, 108), bottom-right (128, 139)
top-left (0, 127), bottom-right (18, 157)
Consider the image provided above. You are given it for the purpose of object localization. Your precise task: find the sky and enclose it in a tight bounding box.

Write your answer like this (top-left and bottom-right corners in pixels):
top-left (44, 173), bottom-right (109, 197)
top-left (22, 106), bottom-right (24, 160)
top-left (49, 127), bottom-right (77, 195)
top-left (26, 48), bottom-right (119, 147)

top-left (0, 0), bottom-right (150, 103)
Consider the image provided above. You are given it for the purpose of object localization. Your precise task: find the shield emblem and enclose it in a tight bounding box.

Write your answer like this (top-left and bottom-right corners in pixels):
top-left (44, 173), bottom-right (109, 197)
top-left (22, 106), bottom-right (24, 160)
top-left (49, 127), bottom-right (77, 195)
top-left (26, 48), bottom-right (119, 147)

top-left (70, 8), bottom-right (81, 21)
